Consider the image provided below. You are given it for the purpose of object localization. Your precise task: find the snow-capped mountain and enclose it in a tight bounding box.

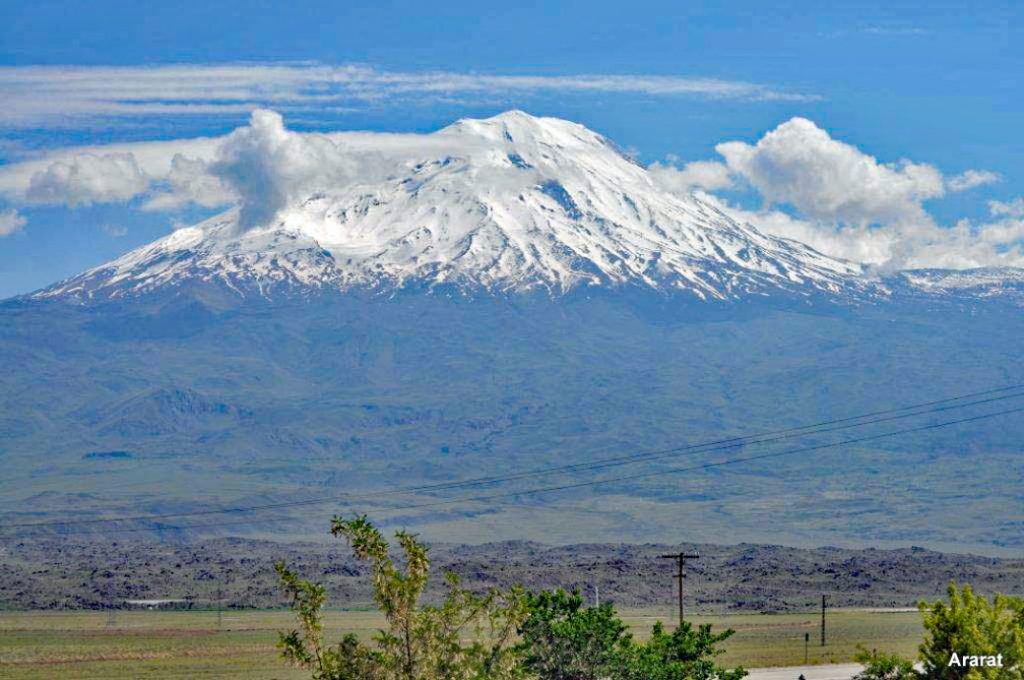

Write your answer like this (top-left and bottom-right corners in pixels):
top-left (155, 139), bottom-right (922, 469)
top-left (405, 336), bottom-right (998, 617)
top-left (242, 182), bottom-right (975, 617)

top-left (7, 112), bottom-right (1024, 550)
top-left (37, 111), bottom-right (870, 303)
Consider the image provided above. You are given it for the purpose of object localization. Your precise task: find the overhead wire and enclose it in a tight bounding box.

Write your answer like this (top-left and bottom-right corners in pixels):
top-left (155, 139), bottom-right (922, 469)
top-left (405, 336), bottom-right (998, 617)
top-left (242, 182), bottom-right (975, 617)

top-left (5, 392), bottom-right (1019, 536)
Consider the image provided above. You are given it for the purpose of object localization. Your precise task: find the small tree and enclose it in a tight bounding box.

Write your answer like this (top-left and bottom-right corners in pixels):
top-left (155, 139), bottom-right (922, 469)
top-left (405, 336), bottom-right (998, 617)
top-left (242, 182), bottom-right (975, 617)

top-left (853, 646), bottom-right (917, 680)
top-left (866, 583), bottom-right (1024, 679)
top-left (276, 563), bottom-right (384, 679)
top-left (516, 588), bottom-right (632, 679)
top-left (277, 515), bottom-right (527, 680)
top-left (918, 584), bottom-right (1024, 679)
top-left (517, 587), bottom-right (746, 680)
top-left (617, 620), bottom-right (746, 680)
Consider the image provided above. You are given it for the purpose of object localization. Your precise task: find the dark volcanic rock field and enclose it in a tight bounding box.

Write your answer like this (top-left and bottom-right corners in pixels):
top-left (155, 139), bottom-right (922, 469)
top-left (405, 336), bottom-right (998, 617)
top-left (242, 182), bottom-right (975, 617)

top-left (2, 538), bottom-right (1021, 612)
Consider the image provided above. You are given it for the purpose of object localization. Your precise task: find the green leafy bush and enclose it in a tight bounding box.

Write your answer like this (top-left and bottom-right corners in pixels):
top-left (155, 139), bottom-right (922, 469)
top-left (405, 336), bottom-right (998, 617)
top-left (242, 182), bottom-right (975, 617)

top-left (276, 514), bottom-right (527, 680)
top-left (516, 588), bottom-right (630, 679)
top-left (617, 620), bottom-right (747, 680)
top-left (854, 646), bottom-right (917, 680)
top-left (851, 584), bottom-right (1024, 680)
top-left (917, 584), bottom-right (1024, 679)
top-left (517, 587), bottom-right (745, 680)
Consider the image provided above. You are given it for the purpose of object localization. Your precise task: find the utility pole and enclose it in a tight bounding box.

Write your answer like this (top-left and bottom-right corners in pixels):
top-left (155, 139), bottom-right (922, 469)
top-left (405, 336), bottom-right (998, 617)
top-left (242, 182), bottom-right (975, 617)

top-left (216, 584), bottom-right (223, 631)
top-left (804, 632), bottom-right (810, 663)
top-left (659, 552), bottom-right (699, 626)
top-left (821, 594), bottom-right (827, 647)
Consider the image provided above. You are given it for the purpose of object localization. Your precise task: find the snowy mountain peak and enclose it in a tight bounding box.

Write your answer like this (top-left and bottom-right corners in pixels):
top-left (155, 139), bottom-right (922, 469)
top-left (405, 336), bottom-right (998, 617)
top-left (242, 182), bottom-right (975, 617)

top-left (442, 110), bottom-right (617, 153)
top-left (36, 111), bottom-right (880, 302)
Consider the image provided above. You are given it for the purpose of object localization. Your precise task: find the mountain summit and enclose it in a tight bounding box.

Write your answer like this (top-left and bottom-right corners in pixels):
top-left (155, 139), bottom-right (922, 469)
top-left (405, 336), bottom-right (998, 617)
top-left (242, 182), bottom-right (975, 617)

top-left (37, 111), bottom-right (869, 303)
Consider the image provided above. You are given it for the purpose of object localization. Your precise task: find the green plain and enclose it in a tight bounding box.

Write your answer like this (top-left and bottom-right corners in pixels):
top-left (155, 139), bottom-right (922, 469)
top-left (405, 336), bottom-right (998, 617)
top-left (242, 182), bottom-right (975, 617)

top-left (0, 608), bottom-right (923, 679)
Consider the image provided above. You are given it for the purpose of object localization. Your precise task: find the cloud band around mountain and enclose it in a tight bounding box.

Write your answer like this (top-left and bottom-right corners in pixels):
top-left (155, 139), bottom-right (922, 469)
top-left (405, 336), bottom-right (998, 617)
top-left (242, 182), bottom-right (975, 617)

top-left (0, 109), bottom-right (1020, 272)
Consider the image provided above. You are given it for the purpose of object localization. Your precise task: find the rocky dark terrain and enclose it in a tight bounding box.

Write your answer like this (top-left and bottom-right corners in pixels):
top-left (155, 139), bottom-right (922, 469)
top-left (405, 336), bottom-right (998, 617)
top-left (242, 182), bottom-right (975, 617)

top-left (2, 538), bottom-right (1021, 612)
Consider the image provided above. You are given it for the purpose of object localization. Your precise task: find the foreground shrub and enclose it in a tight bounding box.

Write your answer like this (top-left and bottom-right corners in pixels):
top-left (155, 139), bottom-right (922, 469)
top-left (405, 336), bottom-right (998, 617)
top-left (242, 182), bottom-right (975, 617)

top-left (617, 620), bottom-right (747, 680)
top-left (517, 587), bottom-right (746, 680)
top-left (853, 646), bottom-right (917, 680)
top-left (917, 584), bottom-right (1024, 679)
top-left (851, 584), bottom-right (1024, 680)
top-left (276, 514), bottom-right (527, 680)
top-left (516, 588), bottom-right (631, 678)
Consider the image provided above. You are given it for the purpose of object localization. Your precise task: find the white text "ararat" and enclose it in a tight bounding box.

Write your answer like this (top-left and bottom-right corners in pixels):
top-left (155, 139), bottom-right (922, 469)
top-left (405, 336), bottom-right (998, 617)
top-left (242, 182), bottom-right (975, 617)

top-left (949, 653), bottom-right (1003, 667)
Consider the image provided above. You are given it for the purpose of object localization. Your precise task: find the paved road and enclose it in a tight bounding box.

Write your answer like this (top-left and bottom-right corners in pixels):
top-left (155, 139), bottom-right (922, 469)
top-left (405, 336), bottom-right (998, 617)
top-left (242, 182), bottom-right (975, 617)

top-left (747, 663), bottom-right (861, 680)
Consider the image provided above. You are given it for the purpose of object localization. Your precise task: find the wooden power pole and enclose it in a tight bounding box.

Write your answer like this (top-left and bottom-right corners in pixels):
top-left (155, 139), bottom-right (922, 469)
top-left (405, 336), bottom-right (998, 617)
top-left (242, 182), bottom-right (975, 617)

top-left (821, 594), bottom-right (827, 646)
top-left (659, 552), bottom-right (699, 626)
top-left (216, 584), bottom-right (223, 630)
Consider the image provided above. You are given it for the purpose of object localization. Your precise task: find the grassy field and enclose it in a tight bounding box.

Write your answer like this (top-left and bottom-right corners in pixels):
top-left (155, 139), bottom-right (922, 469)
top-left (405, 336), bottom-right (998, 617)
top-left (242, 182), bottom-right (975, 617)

top-left (0, 608), bottom-right (923, 679)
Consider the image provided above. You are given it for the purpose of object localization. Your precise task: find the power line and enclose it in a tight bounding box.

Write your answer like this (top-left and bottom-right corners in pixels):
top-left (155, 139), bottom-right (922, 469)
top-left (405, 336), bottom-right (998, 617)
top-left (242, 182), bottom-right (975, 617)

top-left (5, 385), bottom-right (1022, 531)
top-left (15, 402), bottom-right (1022, 536)
top-left (353, 385), bottom-right (1024, 500)
top-left (383, 383), bottom-right (1024, 490)
top-left (335, 405), bottom-right (1024, 516)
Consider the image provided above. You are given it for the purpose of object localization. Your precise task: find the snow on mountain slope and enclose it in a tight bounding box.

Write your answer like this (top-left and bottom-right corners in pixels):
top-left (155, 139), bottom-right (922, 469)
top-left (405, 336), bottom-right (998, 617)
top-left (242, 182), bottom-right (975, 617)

top-left (32, 111), bottom-right (895, 302)
top-left (890, 267), bottom-right (1024, 301)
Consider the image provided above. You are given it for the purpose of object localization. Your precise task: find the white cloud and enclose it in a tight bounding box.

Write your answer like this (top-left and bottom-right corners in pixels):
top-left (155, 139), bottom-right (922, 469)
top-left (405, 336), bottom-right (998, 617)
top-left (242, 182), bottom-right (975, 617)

top-left (25, 153), bottom-right (150, 206)
top-left (697, 193), bottom-right (897, 265)
top-left (947, 169), bottom-right (1000, 192)
top-left (975, 217), bottom-right (1024, 246)
top-left (0, 208), bottom-right (26, 237)
top-left (0, 109), bottom-right (496, 224)
top-left (0, 111), bottom-right (466, 221)
top-left (705, 193), bottom-right (1024, 271)
top-left (101, 224), bottom-right (128, 237)
top-left (648, 158), bottom-right (733, 192)
top-left (661, 119), bottom-right (1022, 271)
top-left (862, 26), bottom-right (929, 36)
top-left (715, 117), bottom-right (945, 225)
top-left (209, 109), bottom-right (360, 228)
top-left (141, 154), bottom-right (234, 212)
top-left (897, 219), bottom-right (1024, 270)
top-left (989, 197), bottom-right (1024, 218)
top-left (0, 136), bottom-right (221, 198)
top-left (0, 63), bottom-right (818, 128)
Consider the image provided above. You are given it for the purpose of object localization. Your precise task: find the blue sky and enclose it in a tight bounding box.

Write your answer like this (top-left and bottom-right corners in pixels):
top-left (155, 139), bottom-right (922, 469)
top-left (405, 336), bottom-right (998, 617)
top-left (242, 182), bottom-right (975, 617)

top-left (0, 0), bottom-right (1021, 298)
